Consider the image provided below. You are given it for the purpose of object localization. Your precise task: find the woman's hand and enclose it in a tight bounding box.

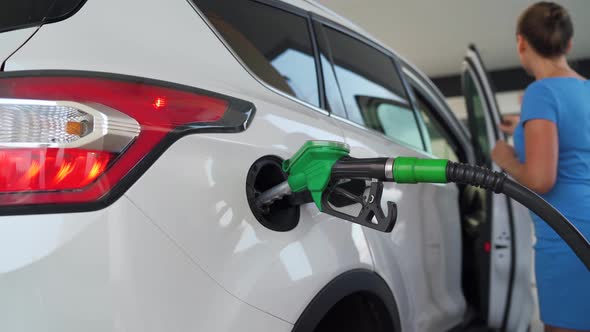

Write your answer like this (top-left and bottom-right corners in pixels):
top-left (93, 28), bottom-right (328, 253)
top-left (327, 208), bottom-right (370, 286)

top-left (491, 140), bottom-right (518, 170)
top-left (499, 114), bottom-right (520, 135)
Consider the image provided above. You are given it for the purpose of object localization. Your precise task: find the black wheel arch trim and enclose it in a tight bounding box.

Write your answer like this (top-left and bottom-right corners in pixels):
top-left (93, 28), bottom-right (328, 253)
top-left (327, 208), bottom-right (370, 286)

top-left (292, 269), bottom-right (402, 332)
top-left (0, 69), bottom-right (256, 216)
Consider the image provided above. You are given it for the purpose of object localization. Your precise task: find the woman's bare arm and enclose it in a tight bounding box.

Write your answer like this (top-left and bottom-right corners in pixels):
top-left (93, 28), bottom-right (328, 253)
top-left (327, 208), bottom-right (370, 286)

top-left (492, 119), bottom-right (558, 194)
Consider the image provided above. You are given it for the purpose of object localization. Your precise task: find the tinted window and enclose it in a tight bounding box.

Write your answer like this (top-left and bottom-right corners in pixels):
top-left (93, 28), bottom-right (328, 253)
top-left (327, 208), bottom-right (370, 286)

top-left (1, 0), bottom-right (86, 32)
top-left (194, 0), bottom-right (320, 107)
top-left (354, 96), bottom-right (423, 149)
top-left (322, 27), bottom-right (421, 149)
top-left (413, 90), bottom-right (460, 162)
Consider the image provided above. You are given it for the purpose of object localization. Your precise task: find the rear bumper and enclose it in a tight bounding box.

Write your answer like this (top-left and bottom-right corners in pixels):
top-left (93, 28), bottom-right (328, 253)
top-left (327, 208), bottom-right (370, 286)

top-left (0, 196), bottom-right (292, 332)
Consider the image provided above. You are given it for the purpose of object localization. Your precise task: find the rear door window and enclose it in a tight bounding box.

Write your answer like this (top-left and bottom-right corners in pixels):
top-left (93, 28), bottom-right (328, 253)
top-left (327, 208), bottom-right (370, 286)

top-left (321, 26), bottom-right (422, 150)
top-left (412, 89), bottom-right (460, 162)
top-left (193, 0), bottom-right (320, 107)
top-left (1, 0), bottom-right (86, 32)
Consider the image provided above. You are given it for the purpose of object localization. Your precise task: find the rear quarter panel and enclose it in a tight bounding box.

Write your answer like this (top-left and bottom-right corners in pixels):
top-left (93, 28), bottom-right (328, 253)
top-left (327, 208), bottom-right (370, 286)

top-left (0, 197), bottom-right (293, 332)
top-left (5, 0), bottom-right (375, 325)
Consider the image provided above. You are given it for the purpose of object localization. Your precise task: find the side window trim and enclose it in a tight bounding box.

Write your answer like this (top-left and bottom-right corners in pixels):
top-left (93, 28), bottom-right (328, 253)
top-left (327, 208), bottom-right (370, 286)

top-left (310, 17), bottom-right (345, 115)
top-left (312, 14), bottom-right (427, 151)
top-left (393, 56), bottom-right (428, 151)
top-left (312, 17), bottom-right (350, 118)
top-left (306, 13), bottom-right (326, 110)
top-left (188, 0), bottom-right (330, 116)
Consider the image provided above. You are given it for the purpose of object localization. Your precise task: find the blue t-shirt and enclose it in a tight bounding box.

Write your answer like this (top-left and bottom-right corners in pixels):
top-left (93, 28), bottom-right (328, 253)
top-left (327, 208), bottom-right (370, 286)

top-left (514, 78), bottom-right (590, 246)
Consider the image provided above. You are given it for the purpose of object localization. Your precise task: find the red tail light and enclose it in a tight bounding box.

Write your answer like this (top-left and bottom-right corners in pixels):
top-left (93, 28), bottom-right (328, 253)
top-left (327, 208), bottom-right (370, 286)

top-left (0, 148), bottom-right (114, 192)
top-left (0, 72), bottom-right (254, 212)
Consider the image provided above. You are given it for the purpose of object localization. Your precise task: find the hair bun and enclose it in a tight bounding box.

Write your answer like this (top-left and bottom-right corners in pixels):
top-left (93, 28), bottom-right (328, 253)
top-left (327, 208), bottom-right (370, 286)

top-left (547, 4), bottom-right (566, 26)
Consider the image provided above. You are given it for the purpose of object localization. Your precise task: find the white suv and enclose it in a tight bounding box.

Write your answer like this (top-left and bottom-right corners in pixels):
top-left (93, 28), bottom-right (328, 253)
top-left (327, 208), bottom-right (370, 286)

top-left (0, 0), bottom-right (534, 331)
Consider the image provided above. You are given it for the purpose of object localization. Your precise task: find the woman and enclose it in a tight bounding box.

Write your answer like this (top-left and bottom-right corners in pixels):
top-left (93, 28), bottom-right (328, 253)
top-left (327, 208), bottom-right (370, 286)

top-left (491, 2), bottom-right (590, 331)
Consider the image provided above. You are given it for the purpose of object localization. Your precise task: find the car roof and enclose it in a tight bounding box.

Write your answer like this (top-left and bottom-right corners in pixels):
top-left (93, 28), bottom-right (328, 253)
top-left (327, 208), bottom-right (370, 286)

top-left (280, 0), bottom-right (417, 71)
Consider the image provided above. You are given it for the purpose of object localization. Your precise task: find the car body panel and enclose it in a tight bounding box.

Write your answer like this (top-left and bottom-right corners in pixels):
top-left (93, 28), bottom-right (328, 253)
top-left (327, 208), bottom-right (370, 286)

top-left (123, 124), bottom-right (376, 324)
top-left (0, 196), bottom-right (293, 332)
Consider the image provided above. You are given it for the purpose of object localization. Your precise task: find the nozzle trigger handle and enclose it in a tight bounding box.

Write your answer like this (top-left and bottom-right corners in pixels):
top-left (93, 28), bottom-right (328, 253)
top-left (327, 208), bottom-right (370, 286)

top-left (321, 181), bottom-right (397, 233)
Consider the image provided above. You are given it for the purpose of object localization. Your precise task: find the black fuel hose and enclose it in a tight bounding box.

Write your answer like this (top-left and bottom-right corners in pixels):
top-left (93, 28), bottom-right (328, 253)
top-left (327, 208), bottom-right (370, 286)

top-left (331, 157), bottom-right (590, 269)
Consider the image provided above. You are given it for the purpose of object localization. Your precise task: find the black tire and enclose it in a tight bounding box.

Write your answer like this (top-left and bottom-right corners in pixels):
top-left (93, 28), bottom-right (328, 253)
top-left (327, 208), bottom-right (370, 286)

top-left (314, 293), bottom-right (394, 332)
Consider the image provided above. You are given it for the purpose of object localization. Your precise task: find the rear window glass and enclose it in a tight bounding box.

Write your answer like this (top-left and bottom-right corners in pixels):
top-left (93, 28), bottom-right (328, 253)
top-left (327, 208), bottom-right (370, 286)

top-left (192, 0), bottom-right (320, 107)
top-left (1, 0), bottom-right (87, 33)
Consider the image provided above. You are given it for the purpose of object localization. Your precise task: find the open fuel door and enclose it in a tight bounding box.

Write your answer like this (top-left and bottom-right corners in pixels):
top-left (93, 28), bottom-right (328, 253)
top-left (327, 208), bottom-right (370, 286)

top-left (462, 45), bottom-right (534, 331)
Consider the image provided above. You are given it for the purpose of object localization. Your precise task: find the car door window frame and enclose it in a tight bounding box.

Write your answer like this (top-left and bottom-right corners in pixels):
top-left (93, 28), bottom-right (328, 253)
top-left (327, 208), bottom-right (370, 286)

top-left (462, 59), bottom-right (498, 166)
top-left (310, 14), bottom-right (428, 152)
top-left (466, 46), bottom-right (503, 140)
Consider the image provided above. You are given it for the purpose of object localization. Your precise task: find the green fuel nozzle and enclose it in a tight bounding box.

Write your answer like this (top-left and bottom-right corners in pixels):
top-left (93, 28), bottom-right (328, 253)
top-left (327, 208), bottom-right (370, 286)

top-left (254, 140), bottom-right (590, 270)
top-left (255, 141), bottom-right (492, 218)
top-left (281, 141), bottom-right (350, 211)
top-left (255, 141), bottom-right (455, 232)
top-left (258, 141), bottom-right (450, 210)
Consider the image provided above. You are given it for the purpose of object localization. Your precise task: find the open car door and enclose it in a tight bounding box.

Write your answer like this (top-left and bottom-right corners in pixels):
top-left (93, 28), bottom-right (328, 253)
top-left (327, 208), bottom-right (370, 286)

top-left (462, 45), bottom-right (534, 331)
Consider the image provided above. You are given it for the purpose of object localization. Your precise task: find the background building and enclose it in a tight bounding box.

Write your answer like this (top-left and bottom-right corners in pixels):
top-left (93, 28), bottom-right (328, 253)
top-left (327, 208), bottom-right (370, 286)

top-left (317, 0), bottom-right (590, 120)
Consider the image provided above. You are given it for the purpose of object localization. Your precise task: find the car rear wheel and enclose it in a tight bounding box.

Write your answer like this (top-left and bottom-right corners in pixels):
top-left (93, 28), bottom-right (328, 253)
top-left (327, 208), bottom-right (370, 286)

top-left (314, 293), bottom-right (396, 332)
